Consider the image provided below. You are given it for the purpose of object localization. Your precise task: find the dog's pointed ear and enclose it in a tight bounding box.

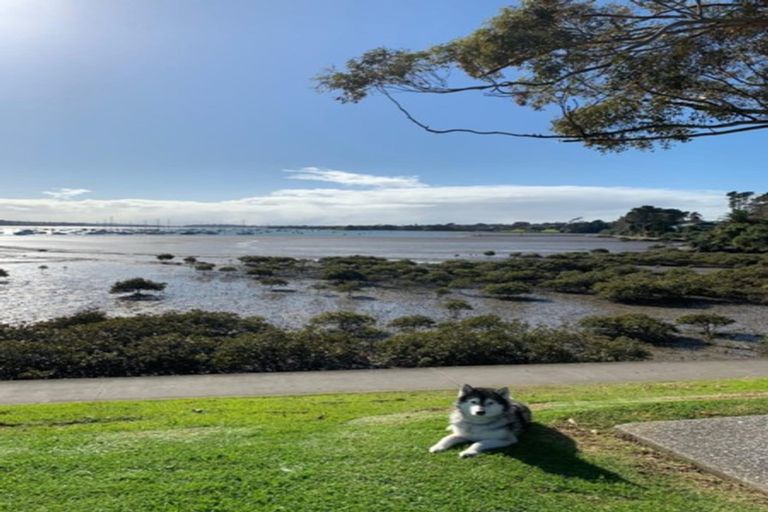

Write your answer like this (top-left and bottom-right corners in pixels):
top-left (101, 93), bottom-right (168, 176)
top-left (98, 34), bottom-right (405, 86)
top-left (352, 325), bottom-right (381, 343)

top-left (458, 384), bottom-right (474, 397)
top-left (496, 387), bottom-right (510, 399)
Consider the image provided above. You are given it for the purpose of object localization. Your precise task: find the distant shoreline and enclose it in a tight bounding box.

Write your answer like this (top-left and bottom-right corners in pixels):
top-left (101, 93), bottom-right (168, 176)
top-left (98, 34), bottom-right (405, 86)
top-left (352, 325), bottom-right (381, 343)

top-left (0, 220), bottom-right (611, 234)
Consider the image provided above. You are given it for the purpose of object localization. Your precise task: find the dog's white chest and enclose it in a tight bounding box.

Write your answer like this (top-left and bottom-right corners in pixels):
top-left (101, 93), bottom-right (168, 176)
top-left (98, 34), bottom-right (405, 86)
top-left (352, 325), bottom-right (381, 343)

top-left (451, 419), bottom-right (514, 442)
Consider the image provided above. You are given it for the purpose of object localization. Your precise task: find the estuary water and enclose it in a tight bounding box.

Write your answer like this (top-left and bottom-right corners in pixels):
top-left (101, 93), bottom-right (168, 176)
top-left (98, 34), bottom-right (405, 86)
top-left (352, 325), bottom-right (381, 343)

top-left (0, 231), bottom-right (641, 324)
top-left (2, 230), bottom-right (765, 349)
top-left (0, 230), bottom-right (656, 262)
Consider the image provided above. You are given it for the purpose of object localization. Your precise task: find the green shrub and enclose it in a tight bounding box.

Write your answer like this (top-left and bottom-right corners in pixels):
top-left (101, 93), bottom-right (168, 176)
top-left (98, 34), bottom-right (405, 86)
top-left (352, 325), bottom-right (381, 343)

top-left (457, 314), bottom-right (510, 331)
top-left (376, 317), bottom-right (647, 368)
top-left (442, 298), bottom-right (473, 319)
top-left (211, 332), bottom-right (289, 372)
top-left (194, 263), bottom-right (216, 271)
top-left (447, 278), bottom-right (475, 289)
top-left (526, 329), bottom-right (647, 363)
top-left (156, 253), bottom-right (175, 261)
top-left (334, 281), bottom-right (364, 296)
top-left (287, 330), bottom-right (374, 370)
top-left (693, 222), bottom-right (768, 253)
top-left (594, 274), bottom-right (686, 304)
top-left (579, 314), bottom-right (678, 344)
top-left (42, 310), bottom-right (107, 328)
top-left (376, 321), bottom-right (528, 368)
top-left (218, 266), bottom-right (238, 272)
top-left (246, 267), bottom-right (274, 277)
top-left (124, 334), bottom-right (216, 375)
top-left (486, 270), bottom-right (544, 283)
top-left (308, 311), bottom-right (384, 339)
top-left (676, 313), bottom-right (735, 339)
top-left (422, 272), bottom-right (453, 287)
top-left (183, 256), bottom-right (198, 264)
top-left (109, 278), bottom-right (166, 296)
top-left (0, 311), bottom-right (650, 379)
top-left (64, 311), bottom-right (271, 343)
top-left (758, 338), bottom-right (768, 357)
top-left (0, 268), bottom-right (8, 278)
top-left (0, 339), bottom-right (69, 379)
top-left (483, 282), bottom-right (532, 299)
top-left (211, 331), bottom-right (335, 373)
top-left (388, 315), bottom-right (436, 331)
top-left (542, 266), bottom-right (636, 294)
top-left (239, 255), bottom-right (300, 267)
top-left (260, 277), bottom-right (289, 290)
top-left (696, 266), bottom-right (768, 304)
top-left (323, 267), bottom-right (368, 282)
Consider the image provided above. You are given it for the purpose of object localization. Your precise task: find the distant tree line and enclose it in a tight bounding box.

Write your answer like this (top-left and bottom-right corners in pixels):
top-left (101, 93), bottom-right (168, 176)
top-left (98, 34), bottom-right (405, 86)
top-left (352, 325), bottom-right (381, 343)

top-left (272, 221), bottom-right (613, 234)
top-left (6, 191), bottom-right (768, 252)
top-left (0, 219), bottom-right (146, 227)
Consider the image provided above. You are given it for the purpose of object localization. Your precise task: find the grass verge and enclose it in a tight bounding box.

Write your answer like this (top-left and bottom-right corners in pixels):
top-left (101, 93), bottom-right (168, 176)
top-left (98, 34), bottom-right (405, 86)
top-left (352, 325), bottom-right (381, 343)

top-left (2, 379), bottom-right (768, 511)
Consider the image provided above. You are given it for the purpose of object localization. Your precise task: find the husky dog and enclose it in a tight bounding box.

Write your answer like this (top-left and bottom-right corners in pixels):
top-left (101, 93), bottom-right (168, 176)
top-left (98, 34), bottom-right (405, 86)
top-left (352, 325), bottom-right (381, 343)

top-left (429, 384), bottom-right (532, 458)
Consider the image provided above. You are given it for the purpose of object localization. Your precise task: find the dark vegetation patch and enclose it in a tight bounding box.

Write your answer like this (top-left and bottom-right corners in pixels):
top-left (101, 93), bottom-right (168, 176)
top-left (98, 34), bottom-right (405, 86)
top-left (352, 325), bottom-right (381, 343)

top-left (579, 314), bottom-right (679, 345)
top-left (0, 311), bottom-right (652, 380)
top-left (215, 250), bottom-right (768, 306)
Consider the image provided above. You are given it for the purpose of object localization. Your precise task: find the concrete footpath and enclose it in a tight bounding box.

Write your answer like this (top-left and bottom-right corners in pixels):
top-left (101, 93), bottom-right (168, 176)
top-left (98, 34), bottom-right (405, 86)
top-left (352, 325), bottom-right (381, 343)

top-left (1, 359), bottom-right (767, 405)
top-left (617, 415), bottom-right (768, 495)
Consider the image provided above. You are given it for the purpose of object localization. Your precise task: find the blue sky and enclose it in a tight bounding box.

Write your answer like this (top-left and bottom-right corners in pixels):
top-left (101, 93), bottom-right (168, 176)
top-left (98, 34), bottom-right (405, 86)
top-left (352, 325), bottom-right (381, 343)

top-left (0, 0), bottom-right (764, 224)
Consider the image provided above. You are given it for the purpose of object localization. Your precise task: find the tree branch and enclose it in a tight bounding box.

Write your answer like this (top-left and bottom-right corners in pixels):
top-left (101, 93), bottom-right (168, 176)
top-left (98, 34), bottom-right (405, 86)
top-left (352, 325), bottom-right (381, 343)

top-left (379, 89), bottom-right (565, 139)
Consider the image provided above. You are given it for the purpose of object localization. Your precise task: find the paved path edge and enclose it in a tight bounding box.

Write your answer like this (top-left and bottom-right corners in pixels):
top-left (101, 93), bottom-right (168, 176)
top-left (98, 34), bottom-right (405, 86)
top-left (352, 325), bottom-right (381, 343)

top-left (615, 419), bottom-right (768, 495)
top-left (1, 359), bottom-right (767, 405)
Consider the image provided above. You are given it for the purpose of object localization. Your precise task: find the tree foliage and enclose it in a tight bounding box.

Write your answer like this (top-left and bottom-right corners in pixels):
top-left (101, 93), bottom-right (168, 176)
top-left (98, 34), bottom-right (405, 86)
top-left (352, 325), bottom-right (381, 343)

top-left (483, 282), bottom-right (533, 299)
top-left (307, 311), bottom-right (383, 339)
top-left (614, 205), bottom-right (691, 236)
top-left (726, 191), bottom-right (768, 221)
top-left (694, 191), bottom-right (768, 251)
top-left (441, 298), bottom-right (474, 318)
top-left (317, 0), bottom-right (768, 151)
top-left (388, 315), bottom-right (437, 331)
top-left (109, 278), bottom-right (167, 296)
top-left (259, 277), bottom-right (289, 290)
top-left (579, 313), bottom-right (678, 344)
top-left (676, 313), bottom-right (734, 338)
top-left (0, 311), bottom-right (648, 379)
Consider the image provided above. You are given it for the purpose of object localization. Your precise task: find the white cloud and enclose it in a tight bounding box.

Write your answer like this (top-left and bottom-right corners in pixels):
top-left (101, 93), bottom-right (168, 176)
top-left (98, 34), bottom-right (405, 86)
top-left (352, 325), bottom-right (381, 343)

top-left (1, 183), bottom-right (728, 225)
top-left (42, 188), bottom-right (92, 200)
top-left (284, 167), bottom-right (424, 188)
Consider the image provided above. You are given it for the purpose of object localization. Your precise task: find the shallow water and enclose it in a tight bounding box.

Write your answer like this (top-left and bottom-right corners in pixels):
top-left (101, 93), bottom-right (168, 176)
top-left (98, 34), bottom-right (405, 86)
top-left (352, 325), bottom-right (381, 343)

top-left (0, 231), bottom-right (656, 262)
top-left (0, 233), bottom-right (765, 344)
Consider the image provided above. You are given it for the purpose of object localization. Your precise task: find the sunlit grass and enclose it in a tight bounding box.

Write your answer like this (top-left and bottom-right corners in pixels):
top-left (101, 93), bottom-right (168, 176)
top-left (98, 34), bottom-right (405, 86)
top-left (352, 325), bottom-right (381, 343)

top-left (1, 379), bottom-right (768, 511)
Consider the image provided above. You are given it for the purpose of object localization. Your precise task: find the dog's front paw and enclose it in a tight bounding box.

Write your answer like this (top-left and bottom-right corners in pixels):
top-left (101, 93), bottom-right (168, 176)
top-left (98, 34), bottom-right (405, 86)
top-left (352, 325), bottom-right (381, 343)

top-left (459, 449), bottom-right (479, 458)
top-left (429, 444), bottom-right (447, 453)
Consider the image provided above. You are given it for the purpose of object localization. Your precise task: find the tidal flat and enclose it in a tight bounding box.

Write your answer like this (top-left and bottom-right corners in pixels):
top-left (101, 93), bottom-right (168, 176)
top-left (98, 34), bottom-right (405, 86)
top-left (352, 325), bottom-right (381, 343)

top-left (0, 233), bottom-right (765, 363)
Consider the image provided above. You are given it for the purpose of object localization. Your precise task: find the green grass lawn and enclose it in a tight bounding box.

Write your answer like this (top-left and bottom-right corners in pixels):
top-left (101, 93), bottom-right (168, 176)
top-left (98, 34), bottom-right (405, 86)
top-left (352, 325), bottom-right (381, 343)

top-left (2, 379), bottom-right (768, 511)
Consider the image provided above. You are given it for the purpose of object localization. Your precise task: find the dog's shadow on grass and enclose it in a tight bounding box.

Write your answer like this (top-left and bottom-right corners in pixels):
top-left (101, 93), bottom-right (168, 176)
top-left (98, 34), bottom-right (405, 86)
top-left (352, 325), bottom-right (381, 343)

top-left (501, 424), bottom-right (628, 483)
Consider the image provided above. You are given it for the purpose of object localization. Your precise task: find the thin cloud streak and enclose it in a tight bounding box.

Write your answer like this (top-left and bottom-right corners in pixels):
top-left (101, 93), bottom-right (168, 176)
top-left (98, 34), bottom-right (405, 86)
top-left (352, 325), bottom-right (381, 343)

top-left (284, 167), bottom-right (424, 188)
top-left (1, 184), bottom-right (727, 225)
top-left (42, 188), bottom-right (92, 200)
